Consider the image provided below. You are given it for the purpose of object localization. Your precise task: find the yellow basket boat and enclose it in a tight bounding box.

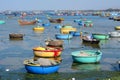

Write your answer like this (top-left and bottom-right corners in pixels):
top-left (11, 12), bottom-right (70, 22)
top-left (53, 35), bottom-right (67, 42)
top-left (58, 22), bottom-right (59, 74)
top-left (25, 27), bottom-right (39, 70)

top-left (33, 26), bottom-right (45, 31)
top-left (60, 28), bottom-right (77, 34)
top-left (115, 26), bottom-right (120, 30)
top-left (33, 46), bottom-right (62, 57)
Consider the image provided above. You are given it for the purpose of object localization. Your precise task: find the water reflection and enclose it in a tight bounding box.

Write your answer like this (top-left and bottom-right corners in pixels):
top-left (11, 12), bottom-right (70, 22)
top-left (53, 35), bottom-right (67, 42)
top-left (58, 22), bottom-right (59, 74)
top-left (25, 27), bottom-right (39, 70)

top-left (71, 62), bottom-right (101, 71)
top-left (99, 40), bottom-right (108, 45)
top-left (82, 42), bottom-right (100, 49)
top-left (33, 30), bottom-right (44, 34)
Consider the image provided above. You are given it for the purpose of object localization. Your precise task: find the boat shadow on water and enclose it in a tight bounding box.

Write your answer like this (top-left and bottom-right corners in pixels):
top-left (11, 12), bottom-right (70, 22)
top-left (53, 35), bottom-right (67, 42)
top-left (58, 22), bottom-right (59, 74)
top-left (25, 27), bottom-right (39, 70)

top-left (71, 62), bottom-right (101, 71)
top-left (82, 42), bottom-right (100, 49)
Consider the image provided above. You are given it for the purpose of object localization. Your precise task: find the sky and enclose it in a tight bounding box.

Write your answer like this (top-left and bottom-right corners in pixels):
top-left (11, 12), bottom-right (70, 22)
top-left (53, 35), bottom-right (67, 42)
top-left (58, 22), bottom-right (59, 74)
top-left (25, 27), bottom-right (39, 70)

top-left (0, 0), bottom-right (120, 11)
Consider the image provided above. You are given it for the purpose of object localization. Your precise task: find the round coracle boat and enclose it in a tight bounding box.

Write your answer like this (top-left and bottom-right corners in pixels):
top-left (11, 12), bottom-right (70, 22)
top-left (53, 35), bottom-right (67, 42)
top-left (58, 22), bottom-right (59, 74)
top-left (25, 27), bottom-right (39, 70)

top-left (60, 27), bottom-right (77, 34)
top-left (45, 39), bottom-right (63, 47)
top-left (33, 46), bottom-right (62, 57)
top-left (55, 34), bottom-right (73, 40)
top-left (33, 26), bottom-right (45, 31)
top-left (71, 50), bottom-right (102, 63)
top-left (84, 20), bottom-right (93, 27)
top-left (115, 26), bottom-right (120, 30)
top-left (23, 58), bottom-right (61, 74)
top-left (0, 20), bottom-right (5, 24)
top-left (109, 31), bottom-right (120, 38)
top-left (9, 33), bottom-right (24, 40)
top-left (45, 46), bottom-right (63, 51)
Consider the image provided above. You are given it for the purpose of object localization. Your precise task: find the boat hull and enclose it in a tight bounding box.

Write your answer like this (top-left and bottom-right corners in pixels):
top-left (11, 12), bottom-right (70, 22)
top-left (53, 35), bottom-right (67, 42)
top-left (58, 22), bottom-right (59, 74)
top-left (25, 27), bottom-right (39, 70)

top-left (9, 33), bottom-right (24, 40)
top-left (109, 31), bottom-right (120, 38)
top-left (25, 65), bottom-right (59, 74)
top-left (69, 31), bottom-right (80, 36)
top-left (115, 26), bottom-right (120, 30)
top-left (0, 20), bottom-right (5, 24)
top-left (55, 34), bottom-right (73, 40)
top-left (33, 27), bottom-right (45, 32)
top-left (60, 28), bottom-right (77, 34)
top-left (92, 33), bottom-right (109, 40)
top-left (82, 39), bottom-right (100, 44)
top-left (49, 18), bottom-right (64, 23)
top-left (45, 40), bottom-right (63, 47)
top-left (71, 50), bottom-right (102, 63)
top-left (18, 20), bottom-right (37, 25)
top-left (33, 49), bottom-right (62, 57)
top-left (24, 59), bottom-right (60, 74)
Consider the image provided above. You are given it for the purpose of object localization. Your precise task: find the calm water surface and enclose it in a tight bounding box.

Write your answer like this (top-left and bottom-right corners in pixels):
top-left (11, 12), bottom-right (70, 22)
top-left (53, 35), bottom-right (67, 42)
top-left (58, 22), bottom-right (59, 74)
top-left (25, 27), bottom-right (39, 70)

top-left (0, 15), bottom-right (120, 80)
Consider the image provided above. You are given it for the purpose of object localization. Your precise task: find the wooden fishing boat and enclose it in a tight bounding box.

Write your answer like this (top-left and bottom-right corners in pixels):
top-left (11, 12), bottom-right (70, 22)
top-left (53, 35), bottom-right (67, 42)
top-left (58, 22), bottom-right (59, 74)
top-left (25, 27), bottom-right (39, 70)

top-left (33, 46), bottom-right (62, 57)
top-left (109, 31), bottom-right (120, 38)
top-left (23, 58), bottom-right (60, 74)
top-left (18, 20), bottom-right (37, 25)
top-left (9, 33), bottom-right (24, 40)
top-left (55, 34), bottom-right (73, 40)
top-left (45, 39), bottom-right (64, 50)
top-left (71, 50), bottom-right (102, 63)
top-left (48, 18), bottom-right (64, 23)
top-left (33, 26), bottom-right (45, 32)
top-left (45, 39), bottom-right (63, 47)
top-left (115, 26), bottom-right (120, 30)
top-left (92, 33), bottom-right (109, 40)
top-left (80, 34), bottom-right (100, 44)
top-left (82, 38), bottom-right (100, 44)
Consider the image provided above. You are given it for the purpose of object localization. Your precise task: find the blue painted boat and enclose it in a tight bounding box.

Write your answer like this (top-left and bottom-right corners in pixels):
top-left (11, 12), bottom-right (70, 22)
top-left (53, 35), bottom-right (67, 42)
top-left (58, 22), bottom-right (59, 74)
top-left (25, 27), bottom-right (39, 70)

top-left (78, 21), bottom-right (84, 26)
top-left (92, 33), bottom-right (109, 40)
top-left (74, 19), bottom-right (81, 22)
top-left (55, 25), bottom-right (62, 29)
top-left (55, 34), bottom-right (73, 40)
top-left (71, 50), bottom-right (102, 63)
top-left (24, 59), bottom-right (60, 74)
top-left (42, 23), bottom-right (50, 27)
top-left (69, 31), bottom-right (80, 36)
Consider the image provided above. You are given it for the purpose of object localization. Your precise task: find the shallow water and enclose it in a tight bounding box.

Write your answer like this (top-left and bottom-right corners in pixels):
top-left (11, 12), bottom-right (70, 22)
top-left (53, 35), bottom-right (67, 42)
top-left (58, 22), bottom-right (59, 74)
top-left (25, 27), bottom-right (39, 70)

top-left (0, 15), bottom-right (120, 79)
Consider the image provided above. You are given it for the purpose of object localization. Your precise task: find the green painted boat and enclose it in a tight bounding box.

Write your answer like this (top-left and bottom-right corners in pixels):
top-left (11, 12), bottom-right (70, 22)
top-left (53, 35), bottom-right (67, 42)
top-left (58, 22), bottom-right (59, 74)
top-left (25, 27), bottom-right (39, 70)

top-left (0, 20), bottom-right (5, 24)
top-left (71, 50), bottom-right (102, 63)
top-left (62, 25), bottom-right (73, 28)
top-left (84, 20), bottom-right (93, 27)
top-left (92, 33), bottom-right (109, 40)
